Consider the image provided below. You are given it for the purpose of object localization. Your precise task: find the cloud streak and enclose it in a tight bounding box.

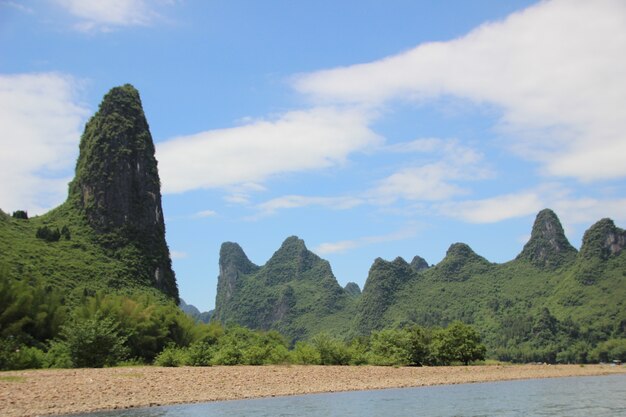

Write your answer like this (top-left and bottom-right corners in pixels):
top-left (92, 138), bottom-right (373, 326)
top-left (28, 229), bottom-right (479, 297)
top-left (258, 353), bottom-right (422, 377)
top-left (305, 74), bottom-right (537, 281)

top-left (0, 73), bottom-right (88, 214)
top-left (294, 0), bottom-right (626, 183)
top-left (157, 107), bottom-right (382, 194)
top-left (54, 0), bottom-right (167, 31)
top-left (315, 227), bottom-right (418, 255)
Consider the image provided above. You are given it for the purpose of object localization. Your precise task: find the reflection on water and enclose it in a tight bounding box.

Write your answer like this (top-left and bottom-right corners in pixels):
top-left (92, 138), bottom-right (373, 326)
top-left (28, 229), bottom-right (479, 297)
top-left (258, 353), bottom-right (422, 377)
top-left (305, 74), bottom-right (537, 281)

top-left (71, 374), bottom-right (626, 417)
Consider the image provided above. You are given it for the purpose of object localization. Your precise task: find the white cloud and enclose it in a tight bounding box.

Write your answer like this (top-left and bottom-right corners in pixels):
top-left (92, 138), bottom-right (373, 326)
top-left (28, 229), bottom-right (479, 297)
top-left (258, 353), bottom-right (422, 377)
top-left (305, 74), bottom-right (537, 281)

top-left (256, 195), bottom-right (363, 217)
top-left (315, 227), bottom-right (418, 255)
top-left (157, 107), bottom-right (382, 194)
top-left (54, 0), bottom-right (165, 31)
top-left (438, 184), bottom-right (626, 225)
top-left (294, 0), bottom-right (626, 183)
top-left (439, 191), bottom-right (545, 223)
top-left (170, 250), bottom-right (188, 260)
top-left (369, 139), bottom-right (491, 203)
top-left (0, 73), bottom-right (88, 214)
top-left (193, 209), bottom-right (217, 218)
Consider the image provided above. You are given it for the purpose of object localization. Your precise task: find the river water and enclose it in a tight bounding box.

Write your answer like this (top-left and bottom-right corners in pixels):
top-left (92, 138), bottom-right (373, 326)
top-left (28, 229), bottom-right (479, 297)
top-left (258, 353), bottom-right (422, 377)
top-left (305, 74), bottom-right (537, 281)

top-left (71, 374), bottom-right (626, 417)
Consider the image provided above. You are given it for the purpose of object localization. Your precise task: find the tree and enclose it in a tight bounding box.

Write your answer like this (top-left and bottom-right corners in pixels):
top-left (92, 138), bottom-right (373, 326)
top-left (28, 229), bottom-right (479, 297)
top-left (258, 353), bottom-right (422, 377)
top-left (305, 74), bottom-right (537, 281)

top-left (431, 321), bottom-right (485, 365)
top-left (59, 313), bottom-right (128, 368)
top-left (11, 210), bottom-right (28, 219)
top-left (368, 329), bottom-right (412, 366)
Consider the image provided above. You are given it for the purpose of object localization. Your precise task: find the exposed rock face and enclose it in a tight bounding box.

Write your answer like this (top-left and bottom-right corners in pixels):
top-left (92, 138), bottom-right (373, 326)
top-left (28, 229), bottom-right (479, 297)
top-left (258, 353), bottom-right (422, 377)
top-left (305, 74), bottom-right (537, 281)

top-left (213, 242), bottom-right (259, 322)
top-left (68, 85), bottom-right (178, 300)
top-left (516, 209), bottom-right (577, 269)
top-left (356, 257), bottom-right (414, 333)
top-left (344, 282), bottom-right (362, 296)
top-left (212, 236), bottom-right (349, 340)
top-left (579, 218), bottom-right (626, 260)
top-left (410, 255), bottom-right (430, 272)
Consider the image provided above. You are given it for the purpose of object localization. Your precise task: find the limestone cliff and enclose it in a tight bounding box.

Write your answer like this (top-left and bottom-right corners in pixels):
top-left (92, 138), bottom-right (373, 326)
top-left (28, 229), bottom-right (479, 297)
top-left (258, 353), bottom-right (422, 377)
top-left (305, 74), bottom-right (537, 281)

top-left (68, 84), bottom-right (178, 300)
top-left (516, 209), bottom-right (577, 269)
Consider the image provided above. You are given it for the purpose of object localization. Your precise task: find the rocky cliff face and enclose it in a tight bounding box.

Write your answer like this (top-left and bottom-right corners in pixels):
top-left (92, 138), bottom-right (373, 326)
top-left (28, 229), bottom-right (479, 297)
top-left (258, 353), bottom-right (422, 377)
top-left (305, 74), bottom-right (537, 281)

top-left (579, 218), bottom-right (626, 260)
top-left (356, 256), bottom-right (414, 333)
top-left (516, 209), bottom-right (577, 269)
top-left (213, 242), bottom-right (259, 322)
top-left (410, 255), bottom-right (429, 272)
top-left (212, 236), bottom-right (354, 340)
top-left (68, 85), bottom-right (178, 300)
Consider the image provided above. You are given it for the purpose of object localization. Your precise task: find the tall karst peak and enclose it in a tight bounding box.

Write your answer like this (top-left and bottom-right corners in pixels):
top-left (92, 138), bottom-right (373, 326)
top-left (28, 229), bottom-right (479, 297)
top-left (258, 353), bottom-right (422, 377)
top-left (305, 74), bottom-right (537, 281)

top-left (68, 84), bottom-right (178, 300)
top-left (264, 236), bottom-right (323, 277)
top-left (69, 84), bottom-right (161, 233)
top-left (516, 209), bottom-right (577, 268)
top-left (580, 218), bottom-right (626, 260)
top-left (213, 242), bottom-right (260, 322)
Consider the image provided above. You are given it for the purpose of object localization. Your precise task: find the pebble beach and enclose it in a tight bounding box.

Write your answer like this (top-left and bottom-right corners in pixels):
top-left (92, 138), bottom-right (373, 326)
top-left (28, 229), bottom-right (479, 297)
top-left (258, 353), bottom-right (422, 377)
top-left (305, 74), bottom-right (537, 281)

top-left (1, 364), bottom-right (625, 417)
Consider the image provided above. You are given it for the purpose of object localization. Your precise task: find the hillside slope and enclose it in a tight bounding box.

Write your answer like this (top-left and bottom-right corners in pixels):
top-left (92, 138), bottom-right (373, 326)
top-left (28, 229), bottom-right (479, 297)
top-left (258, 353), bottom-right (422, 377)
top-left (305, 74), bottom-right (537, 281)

top-left (0, 85), bottom-right (178, 302)
top-left (213, 236), bottom-right (357, 341)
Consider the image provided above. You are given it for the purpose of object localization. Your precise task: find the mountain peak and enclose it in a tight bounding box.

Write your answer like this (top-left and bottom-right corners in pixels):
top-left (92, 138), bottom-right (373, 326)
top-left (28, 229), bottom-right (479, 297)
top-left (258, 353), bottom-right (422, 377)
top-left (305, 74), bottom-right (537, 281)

top-left (410, 255), bottom-right (429, 272)
top-left (580, 218), bottom-right (625, 260)
top-left (69, 84), bottom-right (161, 233)
top-left (516, 209), bottom-right (577, 268)
top-left (433, 242), bottom-right (490, 281)
top-left (67, 84), bottom-right (178, 300)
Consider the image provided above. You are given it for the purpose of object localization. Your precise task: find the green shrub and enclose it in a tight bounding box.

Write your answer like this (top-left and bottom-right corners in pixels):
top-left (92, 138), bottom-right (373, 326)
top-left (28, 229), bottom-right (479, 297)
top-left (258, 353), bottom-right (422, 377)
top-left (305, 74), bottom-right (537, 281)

top-left (60, 313), bottom-right (128, 368)
top-left (291, 341), bottom-right (321, 365)
top-left (212, 344), bottom-right (244, 365)
top-left (311, 333), bottom-right (351, 365)
top-left (185, 342), bottom-right (214, 366)
top-left (43, 341), bottom-right (72, 368)
top-left (0, 340), bottom-right (44, 370)
top-left (368, 329), bottom-right (412, 366)
top-left (154, 345), bottom-right (187, 367)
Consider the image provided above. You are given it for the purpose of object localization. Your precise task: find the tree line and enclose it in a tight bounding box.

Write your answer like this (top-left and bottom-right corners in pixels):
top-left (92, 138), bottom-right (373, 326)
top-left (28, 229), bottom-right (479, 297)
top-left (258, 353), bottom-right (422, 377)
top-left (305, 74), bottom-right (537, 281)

top-left (1, 272), bottom-right (624, 370)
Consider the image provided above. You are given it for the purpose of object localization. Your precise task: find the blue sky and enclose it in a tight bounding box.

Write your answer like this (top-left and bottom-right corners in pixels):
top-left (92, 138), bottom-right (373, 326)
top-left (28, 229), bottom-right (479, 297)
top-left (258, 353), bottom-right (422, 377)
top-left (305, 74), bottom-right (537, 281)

top-left (2, 0), bottom-right (626, 311)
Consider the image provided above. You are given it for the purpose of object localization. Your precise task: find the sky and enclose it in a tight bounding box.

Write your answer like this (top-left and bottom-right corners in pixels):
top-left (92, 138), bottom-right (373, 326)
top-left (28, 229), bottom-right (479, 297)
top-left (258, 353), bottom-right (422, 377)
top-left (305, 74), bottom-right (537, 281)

top-left (2, 0), bottom-right (626, 312)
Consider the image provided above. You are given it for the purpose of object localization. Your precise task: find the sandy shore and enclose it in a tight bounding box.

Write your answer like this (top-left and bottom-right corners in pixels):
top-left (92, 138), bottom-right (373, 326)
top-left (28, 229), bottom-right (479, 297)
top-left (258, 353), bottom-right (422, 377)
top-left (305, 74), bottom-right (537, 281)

top-left (1, 364), bottom-right (624, 417)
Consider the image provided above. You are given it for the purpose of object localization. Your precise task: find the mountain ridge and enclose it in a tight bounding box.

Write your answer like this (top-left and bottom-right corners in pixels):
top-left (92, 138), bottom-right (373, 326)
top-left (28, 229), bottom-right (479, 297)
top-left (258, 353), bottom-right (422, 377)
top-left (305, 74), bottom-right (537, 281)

top-left (213, 209), bottom-right (626, 359)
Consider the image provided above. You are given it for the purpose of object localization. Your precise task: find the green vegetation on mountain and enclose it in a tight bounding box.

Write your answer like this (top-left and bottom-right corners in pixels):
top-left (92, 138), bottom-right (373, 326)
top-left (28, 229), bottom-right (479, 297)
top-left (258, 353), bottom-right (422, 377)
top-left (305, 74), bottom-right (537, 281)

top-left (0, 84), bottom-right (178, 302)
top-left (213, 236), bottom-right (357, 341)
top-left (0, 85), bottom-right (183, 368)
top-left (357, 209), bottom-right (626, 362)
top-left (214, 209), bottom-right (626, 363)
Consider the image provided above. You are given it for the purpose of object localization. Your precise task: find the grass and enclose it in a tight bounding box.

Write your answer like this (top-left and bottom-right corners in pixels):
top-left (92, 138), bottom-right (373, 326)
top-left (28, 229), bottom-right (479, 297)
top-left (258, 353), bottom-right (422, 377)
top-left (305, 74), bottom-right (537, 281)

top-left (0, 375), bottom-right (26, 383)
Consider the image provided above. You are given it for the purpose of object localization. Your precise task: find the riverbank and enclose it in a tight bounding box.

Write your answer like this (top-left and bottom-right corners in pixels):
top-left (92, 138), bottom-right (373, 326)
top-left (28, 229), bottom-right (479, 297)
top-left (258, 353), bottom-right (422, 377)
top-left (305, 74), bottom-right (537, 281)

top-left (1, 364), bottom-right (624, 417)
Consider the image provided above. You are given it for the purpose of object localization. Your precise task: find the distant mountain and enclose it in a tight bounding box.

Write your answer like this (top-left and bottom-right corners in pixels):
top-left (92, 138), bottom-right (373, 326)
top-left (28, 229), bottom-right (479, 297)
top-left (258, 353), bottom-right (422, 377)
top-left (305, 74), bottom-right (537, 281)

top-left (212, 210), bottom-right (626, 360)
top-left (213, 236), bottom-right (357, 341)
top-left (0, 85), bottom-right (178, 302)
top-left (179, 299), bottom-right (213, 323)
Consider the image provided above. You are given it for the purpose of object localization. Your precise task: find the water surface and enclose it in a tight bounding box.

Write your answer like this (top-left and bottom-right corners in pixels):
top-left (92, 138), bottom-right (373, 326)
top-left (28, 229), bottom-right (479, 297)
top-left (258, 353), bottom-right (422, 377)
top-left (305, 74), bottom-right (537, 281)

top-left (72, 374), bottom-right (626, 417)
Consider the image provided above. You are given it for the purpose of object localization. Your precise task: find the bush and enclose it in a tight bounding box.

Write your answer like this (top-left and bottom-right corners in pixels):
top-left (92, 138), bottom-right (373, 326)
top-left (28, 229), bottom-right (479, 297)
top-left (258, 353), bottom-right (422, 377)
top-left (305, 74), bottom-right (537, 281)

top-left (154, 345), bottom-right (187, 367)
top-left (185, 342), bottom-right (214, 366)
top-left (368, 329), bottom-right (412, 366)
top-left (291, 341), bottom-right (321, 365)
top-left (35, 226), bottom-right (61, 242)
top-left (0, 339), bottom-right (44, 370)
top-left (60, 313), bottom-right (128, 368)
top-left (42, 341), bottom-right (72, 369)
top-left (590, 338), bottom-right (626, 363)
top-left (11, 210), bottom-right (28, 219)
top-left (311, 333), bottom-right (351, 365)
